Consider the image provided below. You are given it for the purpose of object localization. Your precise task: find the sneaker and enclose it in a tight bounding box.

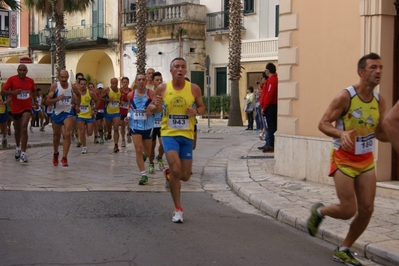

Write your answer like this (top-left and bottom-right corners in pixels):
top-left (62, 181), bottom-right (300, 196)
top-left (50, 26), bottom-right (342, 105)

top-left (172, 210), bottom-right (183, 223)
top-left (76, 141), bottom-right (82, 148)
top-left (333, 247), bottom-right (362, 266)
top-left (148, 164), bottom-right (154, 174)
top-left (262, 146), bottom-right (274, 153)
top-left (157, 156), bottom-right (164, 171)
top-left (53, 152), bottom-right (59, 166)
top-left (99, 138), bottom-right (104, 144)
top-left (104, 133), bottom-right (108, 141)
top-left (61, 156), bottom-right (68, 167)
top-left (40, 126), bottom-right (45, 132)
top-left (81, 147), bottom-right (87, 154)
top-left (19, 153), bottom-right (28, 163)
top-left (138, 175), bottom-right (148, 185)
top-left (2, 138), bottom-right (7, 149)
top-left (113, 144), bottom-right (119, 153)
top-left (121, 140), bottom-right (126, 147)
top-left (94, 136), bottom-right (99, 144)
top-left (127, 134), bottom-right (132, 143)
top-left (107, 133), bottom-right (112, 140)
top-left (307, 202), bottom-right (325, 237)
top-left (142, 153), bottom-right (147, 162)
top-left (15, 149), bottom-right (21, 160)
top-left (7, 128), bottom-right (11, 136)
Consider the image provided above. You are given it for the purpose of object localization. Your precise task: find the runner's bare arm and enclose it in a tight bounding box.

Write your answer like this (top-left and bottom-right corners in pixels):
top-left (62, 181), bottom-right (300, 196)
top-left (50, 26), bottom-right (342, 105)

top-left (148, 83), bottom-right (165, 114)
top-left (72, 83), bottom-right (81, 110)
top-left (319, 90), bottom-right (355, 150)
top-left (380, 100), bottom-right (399, 153)
top-left (43, 83), bottom-right (62, 105)
top-left (375, 95), bottom-right (389, 142)
top-left (191, 83), bottom-right (205, 116)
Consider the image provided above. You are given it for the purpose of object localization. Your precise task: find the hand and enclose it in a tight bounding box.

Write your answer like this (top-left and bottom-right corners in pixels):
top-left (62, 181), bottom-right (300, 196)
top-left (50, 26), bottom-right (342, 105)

top-left (14, 89), bottom-right (21, 95)
top-left (57, 94), bottom-right (65, 102)
top-left (187, 107), bottom-right (197, 117)
top-left (124, 116), bottom-right (129, 122)
top-left (340, 129), bottom-right (356, 151)
top-left (75, 106), bottom-right (81, 113)
top-left (154, 95), bottom-right (162, 106)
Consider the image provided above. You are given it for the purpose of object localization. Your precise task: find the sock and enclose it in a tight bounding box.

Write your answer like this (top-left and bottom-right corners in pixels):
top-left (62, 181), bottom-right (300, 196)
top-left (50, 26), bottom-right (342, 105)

top-left (175, 206), bottom-right (183, 211)
top-left (141, 171), bottom-right (146, 176)
top-left (339, 246), bottom-right (349, 252)
top-left (16, 147), bottom-right (21, 151)
top-left (317, 207), bottom-right (324, 218)
top-left (21, 152), bottom-right (26, 156)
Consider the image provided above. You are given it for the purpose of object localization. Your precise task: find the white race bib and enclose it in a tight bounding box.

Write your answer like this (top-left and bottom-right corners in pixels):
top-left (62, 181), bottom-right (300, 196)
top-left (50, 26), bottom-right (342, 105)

top-left (168, 114), bottom-right (189, 129)
top-left (97, 109), bottom-right (104, 113)
top-left (110, 101), bottom-right (119, 108)
top-left (58, 95), bottom-right (72, 105)
top-left (133, 110), bottom-right (147, 120)
top-left (154, 117), bottom-right (161, 128)
top-left (80, 105), bottom-right (89, 112)
top-left (16, 91), bottom-right (30, 100)
top-left (354, 133), bottom-right (375, 155)
top-left (120, 102), bottom-right (129, 109)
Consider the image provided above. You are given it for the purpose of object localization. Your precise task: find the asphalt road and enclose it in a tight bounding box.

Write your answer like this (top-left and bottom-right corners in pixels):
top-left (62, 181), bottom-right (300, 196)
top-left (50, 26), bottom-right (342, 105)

top-left (0, 191), bottom-right (341, 266)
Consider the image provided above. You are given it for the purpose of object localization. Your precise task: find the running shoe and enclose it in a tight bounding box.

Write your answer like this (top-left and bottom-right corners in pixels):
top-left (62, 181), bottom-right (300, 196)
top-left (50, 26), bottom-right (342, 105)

top-left (127, 134), bottom-right (132, 143)
top-left (99, 138), bottom-right (104, 144)
top-left (139, 175), bottom-right (148, 185)
top-left (53, 152), bottom-right (59, 166)
top-left (40, 126), bottom-right (45, 132)
top-left (307, 202), bottom-right (325, 237)
top-left (121, 140), bottom-right (126, 147)
top-left (61, 156), bottom-right (68, 167)
top-left (76, 141), bottom-right (82, 147)
top-left (29, 126), bottom-right (33, 133)
top-left (15, 149), bottom-right (21, 160)
top-left (142, 153), bottom-right (147, 162)
top-left (107, 133), bottom-right (112, 140)
top-left (148, 164), bottom-right (154, 174)
top-left (113, 144), bottom-right (119, 153)
top-left (81, 147), bottom-right (87, 154)
top-left (19, 153), bottom-right (28, 163)
top-left (94, 136), bottom-right (99, 144)
top-left (156, 156), bottom-right (164, 171)
top-left (7, 128), bottom-right (11, 135)
top-left (172, 210), bottom-right (183, 223)
top-left (1, 138), bottom-right (7, 149)
top-left (104, 133), bottom-right (108, 141)
top-left (333, 247), bottom-right (362, 266)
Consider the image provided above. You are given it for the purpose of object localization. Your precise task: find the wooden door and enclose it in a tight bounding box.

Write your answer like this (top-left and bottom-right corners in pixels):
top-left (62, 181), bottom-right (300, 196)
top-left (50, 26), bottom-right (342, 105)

top-left (392, 2), bottom-right (399, 180)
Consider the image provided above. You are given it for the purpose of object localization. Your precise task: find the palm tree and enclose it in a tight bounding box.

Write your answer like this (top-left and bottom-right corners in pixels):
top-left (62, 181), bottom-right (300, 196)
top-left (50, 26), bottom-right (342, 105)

top-left (227, 0), bottom-right (243, 126)
top-left (24, 0), bottom-right (94, 75)
top-left (135, 0), bottom-right (147, 74)
top-left (0, 0), bottom-right (20, 10)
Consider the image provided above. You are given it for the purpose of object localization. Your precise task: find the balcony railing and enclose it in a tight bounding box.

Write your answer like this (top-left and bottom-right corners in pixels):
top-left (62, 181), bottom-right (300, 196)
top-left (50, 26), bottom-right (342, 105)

top-left (241, 38), bottom-right (278, 62)
top-left (206, 10), bottom-right (244, 32)
top-left (29, 23), bottom-right (117, 47)
top-left (123, 2), bottom-right (205, 26)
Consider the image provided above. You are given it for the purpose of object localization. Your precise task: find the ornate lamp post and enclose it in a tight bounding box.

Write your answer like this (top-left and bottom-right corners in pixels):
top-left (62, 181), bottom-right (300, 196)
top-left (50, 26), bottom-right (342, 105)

top-left (42, 0), bottom-right (68, 84)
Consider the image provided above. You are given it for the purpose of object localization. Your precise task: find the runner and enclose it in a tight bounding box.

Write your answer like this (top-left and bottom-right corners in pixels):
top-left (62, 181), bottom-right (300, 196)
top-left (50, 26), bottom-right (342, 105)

top-left (125, 74), bottom-right (155, 185)
top-left (306, 53), bottom-right (386, 266)
top-left (119, 77), bottom-right (132, 148)
top-left (74, 72), bottom-right (84, 146)
top-left (76, 78), bottom-right (100, 154)
top-left (379, 100), bottom-right (399, 153)
top-left (149, 58), bottom-right (205, 223)
top-left (0, 85), bottom-right (9, 149)
top-left (1, 64), bottom-right (37, 162)
top-left (148, 71), bottom-right (164, 174)
top-left (145, 68), bottom-right (155, 91)
top-left (42, 94), bottom-right (54, 132)
top-left (30, 88), bottom-right (44, 133)
top-left (88, 82), bottom-right (99, 144)
top-left (95, 83), bottom-right (106, 144)
top-left (44, 70), bottom-right (81, 166)
top-left (102, 77), bottom-right (121, 153)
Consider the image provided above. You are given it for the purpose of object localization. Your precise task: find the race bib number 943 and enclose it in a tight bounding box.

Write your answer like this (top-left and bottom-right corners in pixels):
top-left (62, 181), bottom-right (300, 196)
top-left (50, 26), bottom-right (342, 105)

top-left (354, 133), bottom-right (375, 155)
top-left (168, 114), bottom-right (189, 129)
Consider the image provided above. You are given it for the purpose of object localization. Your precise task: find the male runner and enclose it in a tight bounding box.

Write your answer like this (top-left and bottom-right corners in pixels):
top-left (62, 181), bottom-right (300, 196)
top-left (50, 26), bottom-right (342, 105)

top-left (102, 77), bottom-right (121, 153)
top-left (44, 70), bottom-right (81, 166)
top-left (77, 78), bottom-right (100, 154)
top-left (148, 71), bottom-right (164, 173)
top-left (120, 77), bottom-right (132, 147)
top-left (150, 58), bottom-right (205, 223)
top-left (1, 64), bottom-right (37, 162)
top-left (125, 74), bottom-right (155, 185)
top-left (306, 53), bottom-right (387, 266)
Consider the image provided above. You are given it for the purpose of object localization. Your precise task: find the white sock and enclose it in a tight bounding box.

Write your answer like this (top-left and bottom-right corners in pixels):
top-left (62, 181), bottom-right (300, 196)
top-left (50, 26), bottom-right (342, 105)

top-left (339, 246), bottom-right (349, 252)
top-left (21, 152), bottom-right (26, 156)
top-left (141, 171), bottom-right (146, 176)
top-left (317, 208), bottom-right (324, 218)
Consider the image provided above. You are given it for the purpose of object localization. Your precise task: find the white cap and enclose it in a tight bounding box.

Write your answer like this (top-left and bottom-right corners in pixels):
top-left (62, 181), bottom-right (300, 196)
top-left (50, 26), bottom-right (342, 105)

top-left (97, 83), bottom-right (104, 89)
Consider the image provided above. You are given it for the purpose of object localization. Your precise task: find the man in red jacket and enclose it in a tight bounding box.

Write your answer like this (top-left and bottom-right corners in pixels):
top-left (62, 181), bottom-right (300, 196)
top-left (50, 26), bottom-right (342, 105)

top-left (258, 63), bottom-right (278, 152)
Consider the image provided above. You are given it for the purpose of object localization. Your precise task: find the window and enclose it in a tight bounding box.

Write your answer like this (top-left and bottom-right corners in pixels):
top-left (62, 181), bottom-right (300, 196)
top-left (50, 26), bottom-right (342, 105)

top-left (275, 5), bottom-right (279, 37)
top-left (244, 0), bottom-right (254, 14)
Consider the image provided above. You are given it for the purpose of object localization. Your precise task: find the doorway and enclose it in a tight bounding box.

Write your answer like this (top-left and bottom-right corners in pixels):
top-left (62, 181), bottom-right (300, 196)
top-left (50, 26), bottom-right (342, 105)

top-left (392, 2), bottom-right (399, 180)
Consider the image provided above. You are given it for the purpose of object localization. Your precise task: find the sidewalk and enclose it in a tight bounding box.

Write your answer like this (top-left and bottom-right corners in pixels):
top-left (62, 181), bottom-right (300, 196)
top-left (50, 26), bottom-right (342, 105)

top-left (2, 119), bottom-right (398, 266)
top-left (198, 119), bottom-right (398, 266)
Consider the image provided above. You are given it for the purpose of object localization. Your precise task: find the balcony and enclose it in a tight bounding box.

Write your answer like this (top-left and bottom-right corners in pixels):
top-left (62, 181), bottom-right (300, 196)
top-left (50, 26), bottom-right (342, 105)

top-left (123, 2), bottom-right (206, 26)
top-left (206, 10), bottom-right (245, 40)
top-left (29, 23), bottom-right (118, 51)
top-left (241, 38), bottom-right (278, 62)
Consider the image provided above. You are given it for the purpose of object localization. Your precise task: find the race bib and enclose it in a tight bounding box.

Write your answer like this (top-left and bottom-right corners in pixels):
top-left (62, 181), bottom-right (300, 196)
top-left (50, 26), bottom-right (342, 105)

top-left (110, 101), bottom-right (119, 108)
top-left (97, 109), bottom-right (104, 113)
top-left (58, 95), bottom-right (72, 105)
top-left (80, 105), bottom-right (89, 112)
top-left (16, 91), bottom-right (29, 100)
top-left (133, 110), bottom-right (147, 120)
top-left (154, 117), bottom-right (161, 128)
top-left (354, 133), bottom-right (375, 155)
top-left (120, 102), bottom-right (129, 109)
top-left (168, 114), bottom-right (189, 129)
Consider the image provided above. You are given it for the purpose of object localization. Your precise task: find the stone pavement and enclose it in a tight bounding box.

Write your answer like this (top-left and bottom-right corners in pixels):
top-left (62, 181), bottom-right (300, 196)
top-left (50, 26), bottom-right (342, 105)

top-left (0, 120), bottom-right (398, 266)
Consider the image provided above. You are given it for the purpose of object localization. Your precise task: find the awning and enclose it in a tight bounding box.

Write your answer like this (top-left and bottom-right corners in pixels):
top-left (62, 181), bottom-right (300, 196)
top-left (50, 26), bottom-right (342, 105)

top-left (0, 63), bottom-right (52, 84)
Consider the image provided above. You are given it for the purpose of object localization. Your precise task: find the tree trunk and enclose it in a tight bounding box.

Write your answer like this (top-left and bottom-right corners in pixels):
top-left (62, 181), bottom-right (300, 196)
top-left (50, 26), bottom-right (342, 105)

top-left (136, 0), bottom-right (147, 74)
top-left (228, 79), bottom-right (243, 126)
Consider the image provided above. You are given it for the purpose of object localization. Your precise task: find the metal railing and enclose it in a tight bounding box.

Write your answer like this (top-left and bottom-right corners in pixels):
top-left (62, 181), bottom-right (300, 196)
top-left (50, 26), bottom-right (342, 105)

top-left (241, 38), bottom-right (279, 61)
top-left (206, 10), bottom-right (244, 32)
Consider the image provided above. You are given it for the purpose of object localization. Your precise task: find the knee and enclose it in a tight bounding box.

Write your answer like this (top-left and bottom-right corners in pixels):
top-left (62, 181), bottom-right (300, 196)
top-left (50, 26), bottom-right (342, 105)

top-left (358, 204), bottom-right (374, 219)
top-left (339, 202), bottom-right (357, 220)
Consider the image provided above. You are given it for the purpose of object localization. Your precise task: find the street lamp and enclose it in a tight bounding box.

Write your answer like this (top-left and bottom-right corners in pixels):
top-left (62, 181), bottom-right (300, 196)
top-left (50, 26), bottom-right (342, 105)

top-left (42, 7), bottom-right (68, 84)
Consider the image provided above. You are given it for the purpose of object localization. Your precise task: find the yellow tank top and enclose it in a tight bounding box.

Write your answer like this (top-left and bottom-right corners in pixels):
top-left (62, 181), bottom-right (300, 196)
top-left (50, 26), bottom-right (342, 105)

top-left (78, 90), bottom-right (92, 119)
top-left (106, 88), bottom-right (121, 114)
top-left (0, 85), bottom-right (5, 114)
top-left (161, 81), bottom-right (195, 139)
top-left (333, 86), bottom-right (380, 155)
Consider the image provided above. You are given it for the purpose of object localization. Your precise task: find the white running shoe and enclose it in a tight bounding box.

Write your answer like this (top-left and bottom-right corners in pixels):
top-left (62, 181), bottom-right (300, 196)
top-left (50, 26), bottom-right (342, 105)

top-left (20, 153), bottom-right (28, 163)
top-left (172, 210), bottom-right (183, 223)
top-left (81, 147), bottom-right (87, 154)
top-left (15, 149), bottom-right (21, 160)
top-left (121, 140), bottom-right (126, 147)
top-left (29, 126), bottom-right (34, 133)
